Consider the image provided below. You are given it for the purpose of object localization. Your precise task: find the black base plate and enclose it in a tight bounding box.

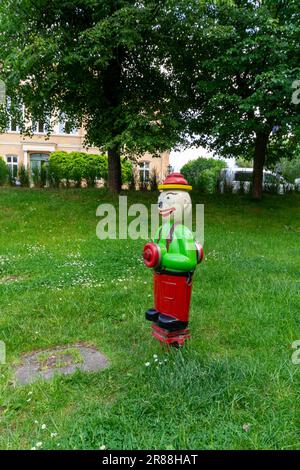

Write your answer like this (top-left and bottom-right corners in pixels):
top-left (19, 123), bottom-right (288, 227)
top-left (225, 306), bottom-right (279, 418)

top-left (145, 308), bottom-right (160, 322)
top-left (157, 313), bottom-right (188, 331)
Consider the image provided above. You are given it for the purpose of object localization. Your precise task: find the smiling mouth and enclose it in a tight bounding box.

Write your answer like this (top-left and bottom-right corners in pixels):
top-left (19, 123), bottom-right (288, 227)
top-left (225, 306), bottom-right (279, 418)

top-left (159, 207), bottom-right (176, 217)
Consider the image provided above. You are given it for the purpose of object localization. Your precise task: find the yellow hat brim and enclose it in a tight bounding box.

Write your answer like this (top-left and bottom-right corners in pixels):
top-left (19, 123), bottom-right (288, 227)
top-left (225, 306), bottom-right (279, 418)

top-left (158, 184), bottom-right (192, 191)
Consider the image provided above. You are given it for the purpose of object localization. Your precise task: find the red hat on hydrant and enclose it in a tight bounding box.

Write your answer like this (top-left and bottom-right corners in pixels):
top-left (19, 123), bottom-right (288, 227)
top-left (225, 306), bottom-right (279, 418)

top-left (158, 172), bottom-right (192, 191)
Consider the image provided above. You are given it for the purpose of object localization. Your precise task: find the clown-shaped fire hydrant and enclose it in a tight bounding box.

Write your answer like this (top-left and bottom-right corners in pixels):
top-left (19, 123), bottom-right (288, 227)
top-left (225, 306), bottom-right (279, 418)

top-left (143, 173), bottom-right (204, 346)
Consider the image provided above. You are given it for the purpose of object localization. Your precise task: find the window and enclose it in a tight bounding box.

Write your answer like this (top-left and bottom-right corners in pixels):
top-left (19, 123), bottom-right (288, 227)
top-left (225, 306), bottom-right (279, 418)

top-left (6, 155), bottom-right (18, 177)
top-left (58, 118), bottom-right (77, 135)
top-left (139, 161), bottom-right (150, 183)
top-left (7, 118), bottom-right (20, 132)
top-left (32, 120), bottom-right (50, 134)
top-left (234, 171), bottom-right (252, 183)
top-left (6, 97), bottom-right (21, 132)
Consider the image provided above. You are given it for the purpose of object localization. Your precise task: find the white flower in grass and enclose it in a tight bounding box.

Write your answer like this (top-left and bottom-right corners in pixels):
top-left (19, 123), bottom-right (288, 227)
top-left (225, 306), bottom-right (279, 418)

top-left (27, 398), bottom-right (31, 403)
top-left (41, 424), bottom-right (46, 430)
top-left (159, 362), bottom-right (163, 365)
top-left (36, 442), bottom-right (43, 448)
top-left (100, 445), bottom-right (107, 450)
top-left (28, 391), bottom-right (33, 396)
top-left (31, 447), bottom-right (36, 451)
top-left (242, 423), bottom-right (251, 432)
top-left (34, 420), bottom-right (38, 424)
top-left (51, 432), bottom-right (57, 438)
top-left (145, 362), bottom-right (151, 367)
top-left (153, 354), bottom-right (158, 359)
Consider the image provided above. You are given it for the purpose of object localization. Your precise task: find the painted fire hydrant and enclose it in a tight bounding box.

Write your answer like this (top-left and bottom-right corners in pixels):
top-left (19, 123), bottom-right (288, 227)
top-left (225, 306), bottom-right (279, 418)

top-left (143, 173), bottom-right (204, 346)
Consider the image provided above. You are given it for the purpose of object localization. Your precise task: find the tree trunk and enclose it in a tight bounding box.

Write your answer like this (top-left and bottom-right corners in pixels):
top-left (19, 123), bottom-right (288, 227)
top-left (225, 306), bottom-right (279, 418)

top-left (108, 145), bottom-right (121, 193)
top-left (103, 53), bottom-right (124, 193)
top-left (252, 132), bottom-right (269, 200)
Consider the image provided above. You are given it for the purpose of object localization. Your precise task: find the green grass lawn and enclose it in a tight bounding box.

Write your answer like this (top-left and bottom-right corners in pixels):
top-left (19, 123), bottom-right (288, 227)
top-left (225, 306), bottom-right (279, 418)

top-left (0, 188), bottom-right (300, 450)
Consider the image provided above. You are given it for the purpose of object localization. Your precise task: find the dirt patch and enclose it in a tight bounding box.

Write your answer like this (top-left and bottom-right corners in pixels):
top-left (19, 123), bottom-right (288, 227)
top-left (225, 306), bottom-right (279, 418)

top-left (15, 343), bottom-right (109, 385)
top-left (1, 207), bottom-right (14, 213)
top-left (0, 275), bottom-right (21, 285)
top-left (40, 353), bottom-right (74, 369)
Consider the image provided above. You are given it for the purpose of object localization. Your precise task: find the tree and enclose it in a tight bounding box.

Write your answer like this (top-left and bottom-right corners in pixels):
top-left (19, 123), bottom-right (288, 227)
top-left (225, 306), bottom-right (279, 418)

top-left (164, 0), bottom-right (300, 199)
top-left (0, 0), bottom-right (182, 192)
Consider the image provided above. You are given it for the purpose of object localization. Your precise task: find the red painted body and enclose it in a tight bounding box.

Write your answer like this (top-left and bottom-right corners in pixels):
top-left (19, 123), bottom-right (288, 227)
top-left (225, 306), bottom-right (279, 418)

top-left (154, 272), bottom-right (193, 323)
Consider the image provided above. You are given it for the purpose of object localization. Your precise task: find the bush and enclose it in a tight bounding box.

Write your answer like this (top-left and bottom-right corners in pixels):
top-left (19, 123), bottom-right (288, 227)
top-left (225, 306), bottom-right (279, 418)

top-left (0, 156), bottom-right (8, 186)
top-left (48, 151), bottom-right (74, 186)
top-left (149, 168), bottom-right (158, 191)
top-left (7, 167), bottom-right (15, 186)
top-left (128, 168), bottom-right (137, 190)
top-left (197, 168), bottom-right (218, 194)
top-left (181, 157), bottom-right (226, 193)
top-left (85, 154), bottom-right (108, 186)
top-left (32, 166), bottom-right (41, 187)
top-left (121, 158), bottom-right (133, 185)
top-left (41, 163), bottom-right (48, 187)
top-left (278, 157), bottom-right (300, 183)
top-left (31, 164), bottom-right (47, 188)
top-left (49, 151), bottom-right (132, 187)
top-left (18, 164), bottom-right (30, 187)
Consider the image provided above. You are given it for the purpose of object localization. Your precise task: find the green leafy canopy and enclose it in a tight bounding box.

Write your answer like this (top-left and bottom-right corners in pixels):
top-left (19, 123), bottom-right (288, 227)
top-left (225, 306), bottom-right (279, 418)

top-left (163, 0), bottom-right (300, 158)
top-left (0, 0), bottom-right (183, 157)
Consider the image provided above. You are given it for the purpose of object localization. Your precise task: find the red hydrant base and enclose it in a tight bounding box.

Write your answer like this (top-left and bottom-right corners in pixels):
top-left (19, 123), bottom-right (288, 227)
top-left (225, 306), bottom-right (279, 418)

top-left (151, 323), bottom-right (190, 346)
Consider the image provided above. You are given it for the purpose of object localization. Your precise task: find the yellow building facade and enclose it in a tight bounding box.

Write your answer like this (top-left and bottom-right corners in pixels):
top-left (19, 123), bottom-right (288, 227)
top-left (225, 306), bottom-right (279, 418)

top-left (0, 121), bottom-right (170, 185)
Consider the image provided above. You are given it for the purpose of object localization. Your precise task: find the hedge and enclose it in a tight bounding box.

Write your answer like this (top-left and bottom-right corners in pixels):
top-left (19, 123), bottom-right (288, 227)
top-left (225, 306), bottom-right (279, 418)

top-left (278, 156), bottom-right (300, 183)
top-left (0, 156), bottom-right (8, 186)
top-left (181, 157), bottom-right (226, 193)
top-left (48, 151), bottom-right (132, 187)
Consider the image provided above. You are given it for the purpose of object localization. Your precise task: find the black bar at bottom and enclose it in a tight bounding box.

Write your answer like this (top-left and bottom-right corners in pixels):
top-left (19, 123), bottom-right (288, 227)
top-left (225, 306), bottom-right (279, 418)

top-left (0, 450), bottom-right (298, 466)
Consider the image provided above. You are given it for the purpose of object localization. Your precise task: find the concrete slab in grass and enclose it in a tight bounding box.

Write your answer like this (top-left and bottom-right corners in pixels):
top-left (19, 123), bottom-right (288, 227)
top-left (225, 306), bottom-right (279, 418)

top-left (15, 344), bottom-right (109, 385)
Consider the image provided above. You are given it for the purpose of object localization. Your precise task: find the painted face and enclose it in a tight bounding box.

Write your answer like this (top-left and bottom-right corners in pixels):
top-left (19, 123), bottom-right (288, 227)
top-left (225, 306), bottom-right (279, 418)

top-left (158, 190), bottom-right (192, 223)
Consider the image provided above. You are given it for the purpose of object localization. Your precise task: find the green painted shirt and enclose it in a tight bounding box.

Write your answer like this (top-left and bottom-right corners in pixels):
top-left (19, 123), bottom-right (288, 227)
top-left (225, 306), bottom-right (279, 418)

top-left (154, 222), bottom-right (198, 272)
